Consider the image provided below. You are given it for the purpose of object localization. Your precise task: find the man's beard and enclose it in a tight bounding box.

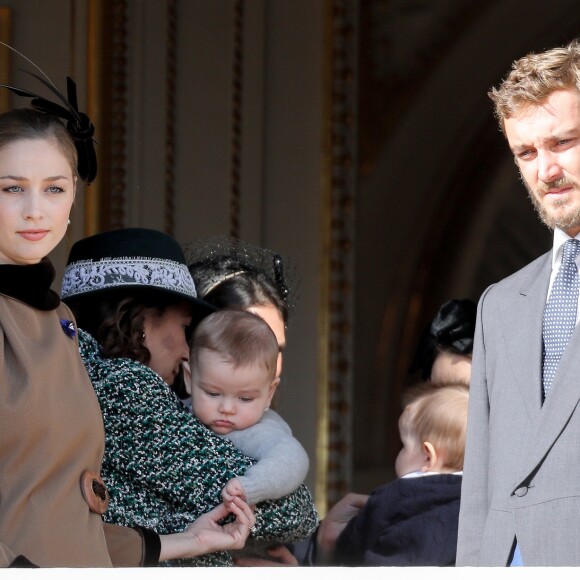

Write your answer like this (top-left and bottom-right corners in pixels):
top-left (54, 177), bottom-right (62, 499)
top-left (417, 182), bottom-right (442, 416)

top-left (524, 176), bottom-right (580, 231)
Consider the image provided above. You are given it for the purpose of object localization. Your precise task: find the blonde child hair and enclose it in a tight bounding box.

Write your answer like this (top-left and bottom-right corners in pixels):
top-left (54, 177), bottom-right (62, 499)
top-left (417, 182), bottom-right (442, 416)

top-left (401, 382), bottom-right (469, 472)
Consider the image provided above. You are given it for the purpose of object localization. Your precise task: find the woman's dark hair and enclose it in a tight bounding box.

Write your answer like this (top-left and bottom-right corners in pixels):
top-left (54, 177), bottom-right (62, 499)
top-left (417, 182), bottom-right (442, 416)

top-left (184, 237), bottom-right (296, 324)
top-left (201, 269), bottom-right (289, 325)
top-left (409, 298), bottom-right (477, 380)
top-left (67, 289), bottom-right (189, 364)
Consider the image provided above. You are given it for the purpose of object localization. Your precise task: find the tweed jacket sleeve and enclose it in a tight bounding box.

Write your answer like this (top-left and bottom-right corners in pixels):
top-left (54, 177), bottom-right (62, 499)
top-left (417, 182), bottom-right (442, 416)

top-left (78, 330), bottom-right (318, 565)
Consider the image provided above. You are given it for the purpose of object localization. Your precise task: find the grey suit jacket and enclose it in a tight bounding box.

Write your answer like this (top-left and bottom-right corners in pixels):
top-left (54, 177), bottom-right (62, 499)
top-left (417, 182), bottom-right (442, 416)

top-left (456, 250), bottom-right (580, 566)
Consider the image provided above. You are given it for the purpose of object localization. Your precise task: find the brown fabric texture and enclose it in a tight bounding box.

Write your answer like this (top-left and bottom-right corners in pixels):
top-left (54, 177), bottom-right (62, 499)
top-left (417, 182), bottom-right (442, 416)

top-left (0, 292), bottom-right (148, 567)
top-left (103, 524), bottom-right (154, 567)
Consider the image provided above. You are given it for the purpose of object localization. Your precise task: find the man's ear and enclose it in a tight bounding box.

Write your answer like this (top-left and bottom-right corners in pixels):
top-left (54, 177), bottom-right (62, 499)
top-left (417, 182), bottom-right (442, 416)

top-left (182, 360), bottom-right (192, 395)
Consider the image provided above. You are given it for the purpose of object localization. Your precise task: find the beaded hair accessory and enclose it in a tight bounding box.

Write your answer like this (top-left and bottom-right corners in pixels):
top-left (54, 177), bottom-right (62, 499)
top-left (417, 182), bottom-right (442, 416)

top-left (183, 235), bottom-right (299, 315)
top-left (0, 41), bottom-right (97, 184)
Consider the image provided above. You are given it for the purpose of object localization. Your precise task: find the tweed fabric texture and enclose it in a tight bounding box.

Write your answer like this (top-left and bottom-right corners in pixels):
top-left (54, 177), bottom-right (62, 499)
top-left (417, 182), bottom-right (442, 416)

top-left (542, 238), bottom-right (580, 397)
top-left (78, 330), bottom-right (319, 566)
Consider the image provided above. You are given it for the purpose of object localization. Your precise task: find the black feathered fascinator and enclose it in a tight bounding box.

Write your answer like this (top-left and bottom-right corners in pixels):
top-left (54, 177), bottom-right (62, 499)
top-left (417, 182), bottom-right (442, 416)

top-left (409, 298), bottom-right (477, 380)
top-left (0, 42), bottom-right (97, 184)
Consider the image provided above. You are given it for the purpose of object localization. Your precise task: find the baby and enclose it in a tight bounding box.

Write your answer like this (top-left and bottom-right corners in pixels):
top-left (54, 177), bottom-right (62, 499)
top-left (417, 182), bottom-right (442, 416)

top-left (183, 308), bottom-right (309, 507)
top-left (334, 382), bottom-right (468, 566)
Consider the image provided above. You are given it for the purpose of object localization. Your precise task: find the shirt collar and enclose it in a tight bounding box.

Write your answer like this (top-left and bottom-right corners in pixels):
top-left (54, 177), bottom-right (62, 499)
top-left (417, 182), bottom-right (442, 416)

top-left (551, 228), bottom-right (580, 269)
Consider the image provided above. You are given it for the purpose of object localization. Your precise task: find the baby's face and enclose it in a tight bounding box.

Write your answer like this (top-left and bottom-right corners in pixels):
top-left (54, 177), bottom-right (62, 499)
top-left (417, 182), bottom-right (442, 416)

top-left (190, 348), bottom-right (277, 435)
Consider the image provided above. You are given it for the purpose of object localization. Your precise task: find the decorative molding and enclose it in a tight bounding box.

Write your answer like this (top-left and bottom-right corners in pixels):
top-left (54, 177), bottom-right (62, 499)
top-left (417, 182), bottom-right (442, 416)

top-left (320, 0), bottom-right (358, 511)
top-left (230, 0), bottom-right (244, 238)
top-left (109, 0), bottom-right (129, 230)
top-left (86, 0), bottom-right (104, 235)
top-left (165, 0), bottom-right (178, 236)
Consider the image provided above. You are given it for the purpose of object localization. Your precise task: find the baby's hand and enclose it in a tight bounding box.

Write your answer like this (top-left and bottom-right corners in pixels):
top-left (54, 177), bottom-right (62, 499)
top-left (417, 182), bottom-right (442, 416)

top-left (222, 477), bottom-right (246, 505)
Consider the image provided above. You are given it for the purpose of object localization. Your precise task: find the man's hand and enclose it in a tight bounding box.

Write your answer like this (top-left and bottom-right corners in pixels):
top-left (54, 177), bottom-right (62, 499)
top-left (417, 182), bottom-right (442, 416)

top-left (316, 492), bottom-right (369, 564)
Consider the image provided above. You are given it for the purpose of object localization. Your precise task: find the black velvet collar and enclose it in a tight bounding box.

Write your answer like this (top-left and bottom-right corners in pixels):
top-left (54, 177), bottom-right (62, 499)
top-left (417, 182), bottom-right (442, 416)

top-left (0, 258), bottom-right (61, 311)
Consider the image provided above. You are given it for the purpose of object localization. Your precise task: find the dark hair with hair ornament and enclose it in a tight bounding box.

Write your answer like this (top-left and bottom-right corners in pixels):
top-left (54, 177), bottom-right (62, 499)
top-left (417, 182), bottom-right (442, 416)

top-left (0, 42), bottom-right (97, 184)
top-left (409, 298), bottom-right (477, 381)
top-left (184, 236), bottom-right (299, 324)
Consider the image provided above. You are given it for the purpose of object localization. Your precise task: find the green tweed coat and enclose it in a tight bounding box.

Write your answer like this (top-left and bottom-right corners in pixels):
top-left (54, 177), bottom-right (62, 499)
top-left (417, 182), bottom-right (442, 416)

top-left (78, 329), bottom-right (319, 566)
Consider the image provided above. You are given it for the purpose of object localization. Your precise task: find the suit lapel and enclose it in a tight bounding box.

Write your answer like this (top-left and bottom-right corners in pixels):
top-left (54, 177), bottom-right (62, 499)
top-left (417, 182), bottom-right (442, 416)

top-left (513, 253), bottom-right (580, 485)
top-left (524, 323), bottom-right (580, 465)
top-left (501, 253), bottom-right (551, 421)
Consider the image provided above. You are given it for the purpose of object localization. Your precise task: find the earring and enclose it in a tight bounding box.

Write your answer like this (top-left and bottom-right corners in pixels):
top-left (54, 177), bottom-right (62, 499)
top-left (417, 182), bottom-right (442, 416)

top-left (67, 219), bottom-right (71, 225)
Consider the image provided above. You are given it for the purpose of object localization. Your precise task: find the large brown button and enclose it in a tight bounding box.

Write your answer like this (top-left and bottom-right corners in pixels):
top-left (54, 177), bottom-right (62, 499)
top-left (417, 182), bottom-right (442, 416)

top-left (80, 471), bottom-right (109, 514)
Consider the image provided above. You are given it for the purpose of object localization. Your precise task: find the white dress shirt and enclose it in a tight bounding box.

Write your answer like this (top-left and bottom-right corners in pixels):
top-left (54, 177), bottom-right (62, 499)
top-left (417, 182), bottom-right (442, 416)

top-left (547, 228), bottom-right (580, 323)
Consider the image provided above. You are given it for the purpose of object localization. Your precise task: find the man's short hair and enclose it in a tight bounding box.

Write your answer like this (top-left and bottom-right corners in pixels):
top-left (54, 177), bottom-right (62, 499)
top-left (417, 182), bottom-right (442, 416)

top-left (489, 38), bottom-right (580, 129)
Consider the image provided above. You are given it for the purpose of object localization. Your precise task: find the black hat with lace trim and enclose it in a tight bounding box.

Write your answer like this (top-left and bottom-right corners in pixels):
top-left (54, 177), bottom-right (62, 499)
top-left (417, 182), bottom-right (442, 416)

top-left (61, 228), bottom-right (216, 320)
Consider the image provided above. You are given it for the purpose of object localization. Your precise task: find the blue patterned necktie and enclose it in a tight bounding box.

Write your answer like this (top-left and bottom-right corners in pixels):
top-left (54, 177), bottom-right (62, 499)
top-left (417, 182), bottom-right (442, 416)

top-left (542, 238), bottom-right (580, 398)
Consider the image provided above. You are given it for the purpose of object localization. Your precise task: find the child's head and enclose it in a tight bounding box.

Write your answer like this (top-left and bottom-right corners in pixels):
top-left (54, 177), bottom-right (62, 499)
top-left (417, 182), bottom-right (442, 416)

top-left (395, 382), bottom-right (469, 478)
top-left (185, 309), bottom-right (280, 435)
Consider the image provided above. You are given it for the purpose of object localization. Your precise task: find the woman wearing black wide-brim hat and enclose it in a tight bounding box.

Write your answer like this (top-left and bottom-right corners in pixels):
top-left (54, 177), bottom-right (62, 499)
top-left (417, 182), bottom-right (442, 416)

top-left (62, 227), bottom-right (319, 567)
top-left (62, 227), bottom-right (216, 385)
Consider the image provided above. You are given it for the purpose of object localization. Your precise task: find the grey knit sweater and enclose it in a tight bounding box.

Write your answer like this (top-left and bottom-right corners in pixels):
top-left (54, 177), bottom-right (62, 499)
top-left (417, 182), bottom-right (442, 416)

top-left (223, 409), bottom-right (310, 505)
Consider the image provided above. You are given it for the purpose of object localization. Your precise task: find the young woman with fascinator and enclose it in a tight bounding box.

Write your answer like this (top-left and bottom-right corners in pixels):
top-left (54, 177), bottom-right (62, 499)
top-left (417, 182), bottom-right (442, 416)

top-left (61, 229), bottom-right (319, 567)
top-left (0, 47), bottom-right (255, 568)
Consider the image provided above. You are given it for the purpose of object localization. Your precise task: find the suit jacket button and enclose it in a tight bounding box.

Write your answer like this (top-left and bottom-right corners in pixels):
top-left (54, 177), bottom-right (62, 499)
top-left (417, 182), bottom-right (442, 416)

top-left (514, 486), bottom-right (528, 497)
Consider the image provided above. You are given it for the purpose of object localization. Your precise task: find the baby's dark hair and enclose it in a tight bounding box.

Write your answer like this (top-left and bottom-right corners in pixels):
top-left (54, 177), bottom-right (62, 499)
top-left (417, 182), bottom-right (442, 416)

top-left (191, 309), bottom-right (279, 380)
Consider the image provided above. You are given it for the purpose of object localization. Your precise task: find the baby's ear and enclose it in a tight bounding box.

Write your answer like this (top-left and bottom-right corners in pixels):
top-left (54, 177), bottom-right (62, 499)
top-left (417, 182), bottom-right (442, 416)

top-left (182, 360), bottom-right (192, 395)
top-left (267, 377), bottom-right (280, 402)
top-left (421, 441), bottom-right (438, 471)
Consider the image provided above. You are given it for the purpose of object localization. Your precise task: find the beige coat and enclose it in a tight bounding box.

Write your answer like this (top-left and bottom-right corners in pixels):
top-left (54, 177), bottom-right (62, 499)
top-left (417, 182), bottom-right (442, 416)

top-left (0, 292), bottom-right (147, 567)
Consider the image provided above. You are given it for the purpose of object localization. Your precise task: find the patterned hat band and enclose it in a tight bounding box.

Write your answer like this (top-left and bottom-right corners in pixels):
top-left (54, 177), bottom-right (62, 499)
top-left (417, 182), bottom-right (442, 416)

top-left (61, 257), bottom-right (199, 301)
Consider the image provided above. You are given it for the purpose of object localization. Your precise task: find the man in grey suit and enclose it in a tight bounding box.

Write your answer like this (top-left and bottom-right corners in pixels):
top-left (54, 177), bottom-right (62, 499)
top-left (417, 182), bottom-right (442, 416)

top-left (457, 38), bottom-right (580, 566)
